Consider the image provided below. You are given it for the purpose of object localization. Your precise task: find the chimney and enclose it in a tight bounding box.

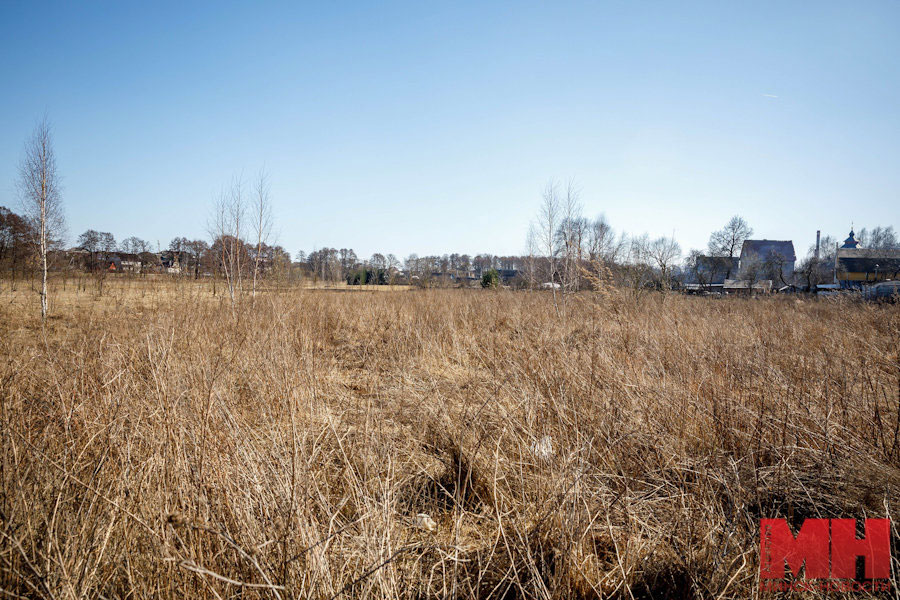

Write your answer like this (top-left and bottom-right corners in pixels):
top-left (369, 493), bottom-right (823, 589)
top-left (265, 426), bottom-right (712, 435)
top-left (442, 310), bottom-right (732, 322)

top-left (815, 230), bottom-right (821, 259)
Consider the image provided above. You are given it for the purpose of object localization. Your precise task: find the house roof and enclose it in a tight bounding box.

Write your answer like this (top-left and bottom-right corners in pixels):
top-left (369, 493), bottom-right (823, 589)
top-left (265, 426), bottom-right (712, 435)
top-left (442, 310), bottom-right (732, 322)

top-left (683, 282), bottom-right (725, 290)
top-left (740, 240), bottom-right (796, 262)
top-left (836, 248), bottom-right (900, 275)
top-left (723, 279), bottom-right (773, 291)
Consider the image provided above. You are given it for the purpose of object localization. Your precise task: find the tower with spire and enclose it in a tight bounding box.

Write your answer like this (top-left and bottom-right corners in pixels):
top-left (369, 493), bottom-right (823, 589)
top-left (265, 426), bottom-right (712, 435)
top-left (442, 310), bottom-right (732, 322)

top-left (841, 226), bottom-right (861, 249)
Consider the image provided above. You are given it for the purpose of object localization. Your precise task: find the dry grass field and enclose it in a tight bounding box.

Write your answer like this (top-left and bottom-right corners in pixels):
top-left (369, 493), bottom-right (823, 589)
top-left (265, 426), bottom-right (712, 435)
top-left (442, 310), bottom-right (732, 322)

top-left (1, 278), bottom-right (899, 598)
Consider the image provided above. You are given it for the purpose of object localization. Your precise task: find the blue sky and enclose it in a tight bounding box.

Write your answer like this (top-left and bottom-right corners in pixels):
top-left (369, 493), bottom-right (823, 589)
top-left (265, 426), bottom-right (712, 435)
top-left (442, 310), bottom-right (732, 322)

top-left (1, 1), bottom-right (898, 259)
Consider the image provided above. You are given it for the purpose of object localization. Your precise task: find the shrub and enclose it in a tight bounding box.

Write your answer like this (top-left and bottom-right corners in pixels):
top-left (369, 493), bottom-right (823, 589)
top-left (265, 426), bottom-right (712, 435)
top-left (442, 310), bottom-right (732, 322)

top-left (481, 269), bottom-right (500, 288)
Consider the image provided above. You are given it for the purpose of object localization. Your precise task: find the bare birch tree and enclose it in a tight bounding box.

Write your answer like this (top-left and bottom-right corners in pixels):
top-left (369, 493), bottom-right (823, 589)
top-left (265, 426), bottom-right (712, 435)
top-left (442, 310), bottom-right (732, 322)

top-left (210, 177), bottom-right (246, 307)
top-left (251, 171), bottom-right (273, 297)
top-left (537, 181), bottom-right (561, 315)
top-left (18, 119), bottom-right (65, 320)
top-left (557, 181), bottom-right (585, 297)
top-left (525, 222), bottom-right (538, 290)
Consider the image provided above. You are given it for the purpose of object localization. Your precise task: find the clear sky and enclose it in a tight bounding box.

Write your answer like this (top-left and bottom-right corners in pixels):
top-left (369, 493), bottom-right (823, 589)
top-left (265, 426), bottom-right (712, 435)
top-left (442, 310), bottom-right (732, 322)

top-left (1, 1), bottom-right (898, 260)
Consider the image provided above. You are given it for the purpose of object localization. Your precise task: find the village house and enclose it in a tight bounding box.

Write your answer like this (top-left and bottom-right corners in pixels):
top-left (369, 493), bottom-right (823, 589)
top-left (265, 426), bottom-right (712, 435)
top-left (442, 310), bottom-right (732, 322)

top-left (691, 240), bottom-right (795, 293)
top-left (738, 240), bottom-right (796, 282)
top-left (120, 259), bottom-right (141, 273)
top-left (835, 229), bottom-right (900, 287)
top-left (158, 251), bottom-right (182, 275)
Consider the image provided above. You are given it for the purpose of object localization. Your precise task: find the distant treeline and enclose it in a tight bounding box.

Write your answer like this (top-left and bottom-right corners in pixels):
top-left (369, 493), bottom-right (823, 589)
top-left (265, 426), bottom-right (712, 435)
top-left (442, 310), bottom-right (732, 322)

top-left (3, 199), bottom-right (897, 293)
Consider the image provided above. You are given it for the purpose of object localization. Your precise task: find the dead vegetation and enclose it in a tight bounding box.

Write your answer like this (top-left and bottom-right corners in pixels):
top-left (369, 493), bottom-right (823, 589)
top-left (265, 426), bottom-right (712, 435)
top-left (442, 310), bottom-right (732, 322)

top-left (0, 280), bottom-right (898, 598)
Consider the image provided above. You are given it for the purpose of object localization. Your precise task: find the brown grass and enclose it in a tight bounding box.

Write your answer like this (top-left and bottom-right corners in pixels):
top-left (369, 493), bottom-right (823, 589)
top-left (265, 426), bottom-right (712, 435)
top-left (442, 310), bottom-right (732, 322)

top-left (1, 279), bottom-right (899, 598)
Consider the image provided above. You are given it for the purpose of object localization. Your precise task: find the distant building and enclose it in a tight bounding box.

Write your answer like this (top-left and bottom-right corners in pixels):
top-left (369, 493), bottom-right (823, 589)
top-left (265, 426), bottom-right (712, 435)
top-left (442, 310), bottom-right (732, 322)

top-left (739, 240), bottom-right (796, 282)
top-left (159, 251), bottom-right (182, 275)
top-left (836, 248), bottom-right (900, 287)
top-left (121, 260), bottom-right (141, 273)
top-left (834, 227), bottom-right (900, 287)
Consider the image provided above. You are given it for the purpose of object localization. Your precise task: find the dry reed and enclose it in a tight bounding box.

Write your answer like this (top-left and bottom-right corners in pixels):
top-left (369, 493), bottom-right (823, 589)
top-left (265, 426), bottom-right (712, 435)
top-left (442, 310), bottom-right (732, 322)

top-left (1, 279), bottom-right (898, 598)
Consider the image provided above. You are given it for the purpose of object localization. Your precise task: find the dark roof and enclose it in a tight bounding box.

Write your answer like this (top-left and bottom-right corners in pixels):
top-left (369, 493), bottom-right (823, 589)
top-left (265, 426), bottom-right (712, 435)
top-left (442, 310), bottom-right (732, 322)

top-left (740, 240), bottom-right (796, 262)
top-left (836, 248), bottom-right (900, 275)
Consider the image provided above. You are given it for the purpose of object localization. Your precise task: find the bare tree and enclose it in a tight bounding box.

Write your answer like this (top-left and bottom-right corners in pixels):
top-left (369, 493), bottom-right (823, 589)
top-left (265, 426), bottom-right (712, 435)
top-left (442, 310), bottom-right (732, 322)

top-left (536, 181), bottom-right (561, 314)
top-left (251, 171), bottom-right (274, 297)
top-left (556, 181), bottom-right (585, 297)
top-left (77, 229), bottom-right (102, 270)
top-left (647, 235), bottom-right (682, 291)
top-left (370, 253), bottom-right (387, 271)
top-left (708, 216), bottom-right (752, 278)
top-left (796, 234), bottom-right (837, 291)
top-left (740, 254), bottom-right (765, 293)
top-left (584, 214), bottom-right (622, 287)
top-left (99, 232), bottom-right (116, 254)
top-left (385, 253), bottom-right (400, 285)
top-left (18, 119), bottom-right (65, 320)
top-left (586, 215), bottom-right (616, 262)
top-left (121, 236), bottom-right (150, 255)
top-left (524, 222), bottom-right (538, 290)
top-left (186, 239), bottom-right (209, 280)
top-left (210, 177), bottom-right (247, 307)
top-left (858, 225), bottom-right (898, 249)
top-left (0, 206), bottom-right (34, 280)
top-left (761, 250), bottom-right (793, 288)
top-left (624, 234), bottom-right (654, 295)
top-left (684, 249), bottom-right (707, 288)
top-left (405, 253), bottom-right (419, 279)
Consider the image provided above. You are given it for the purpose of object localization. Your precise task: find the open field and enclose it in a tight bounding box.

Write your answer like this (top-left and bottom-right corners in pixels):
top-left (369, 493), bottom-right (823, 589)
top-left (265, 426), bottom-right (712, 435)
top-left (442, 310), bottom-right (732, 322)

top-left (1, 279), bottom-right (899, 598)
top-left (0, 275), bottom-right (412, 308)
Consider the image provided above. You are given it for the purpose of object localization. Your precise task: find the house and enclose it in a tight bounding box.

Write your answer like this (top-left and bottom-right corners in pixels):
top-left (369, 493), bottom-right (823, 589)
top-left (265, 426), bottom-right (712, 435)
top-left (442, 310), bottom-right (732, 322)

top-left (120, 260), bottom-right (141, 273)
top-left (159, 251), bottom-right (182, 275)
top-left (836, 247), bottom-right (900, 287)
top-left (739, 240), bottom-right (796, 283)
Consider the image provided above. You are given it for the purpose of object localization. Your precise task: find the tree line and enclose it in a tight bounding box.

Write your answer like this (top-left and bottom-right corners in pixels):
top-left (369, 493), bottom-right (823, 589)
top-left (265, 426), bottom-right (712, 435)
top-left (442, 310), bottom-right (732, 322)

top-left (6, 120), bottom-right (899, 319)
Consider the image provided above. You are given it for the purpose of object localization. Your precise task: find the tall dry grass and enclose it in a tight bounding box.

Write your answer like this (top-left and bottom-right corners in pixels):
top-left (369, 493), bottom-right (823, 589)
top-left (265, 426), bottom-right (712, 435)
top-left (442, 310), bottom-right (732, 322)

top-left (1, 281), bottom-right (898, 598)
